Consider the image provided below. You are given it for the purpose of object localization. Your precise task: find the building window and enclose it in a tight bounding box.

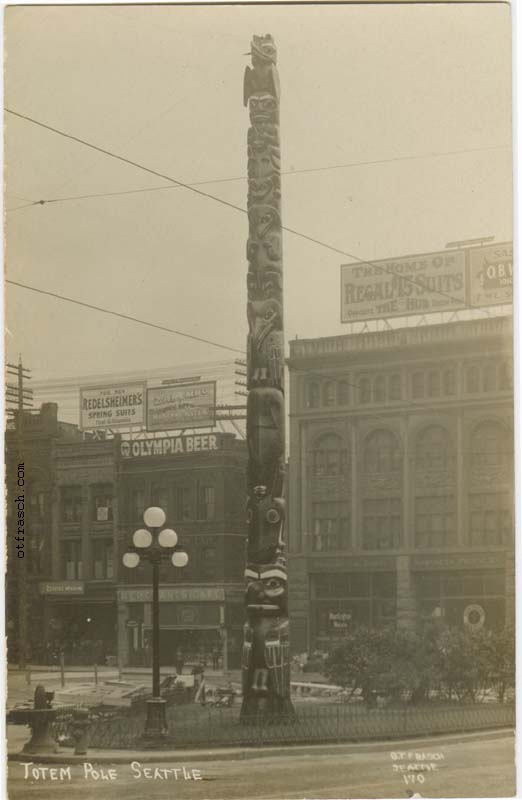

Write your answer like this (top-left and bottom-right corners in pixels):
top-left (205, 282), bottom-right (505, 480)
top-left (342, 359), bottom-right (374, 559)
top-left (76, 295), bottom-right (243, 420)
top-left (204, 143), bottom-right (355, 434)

top-left (322, 381), bottom-right (336, 406)
top-left (389, 374), bottom-right (402, 401)
top-left (412, 372), bottom-right (425, 399)
top-left (312, 434), bottom-right (348, 477)
top-left (337, 380), bottom-right (350, 405)
top-left (362, 499), bottom-right (401, 549)
top-left (443, 368), bottom-right (456, 396)
top-left (415, 426), bottom-right (453, 471)
top-left (61, 487), bottom-right (82, 523)
top-left (358, 377), bottom-right (371, 404)
top-left (483, 364), bottom-right (497, 392)
top-left (428, 370), bottom-right (440, 397)
top-left (469, 493), bottom-right (512, 546)
top-left (92, 539), bottom-right (114, 579)
top-left (175, 487), bottom-right (192, 520)
top-left (311, 502), bottom-right (350, 551)
top-left (201, 546), bottom-right (217, 578)
top-left (313, 573), bottom-right (396, 639)
top-left (499, 361), bottom-right (512, 391)
top-left (364, 430), bottom-right (402, 473)
top-left (415, 495), bottom-right (456, 548)
top-left (92, 484), bottom-right (113, 522)
top-left (466, 365), bottom-right (480, 393)
top-left (63, 540), bottom-right (83, 580)
top-left (198, 486), bottom-right (216, 520)
top-left (307, 382), bottom-right (320, 409)
top-left (131, 489), bottom-right (145, 521)
top-left (151, 485), bottom-right (168, 511)
top-left (373, 375), bottom-right (386, 403)
top-left (470, 421), bottom-right (511, 468)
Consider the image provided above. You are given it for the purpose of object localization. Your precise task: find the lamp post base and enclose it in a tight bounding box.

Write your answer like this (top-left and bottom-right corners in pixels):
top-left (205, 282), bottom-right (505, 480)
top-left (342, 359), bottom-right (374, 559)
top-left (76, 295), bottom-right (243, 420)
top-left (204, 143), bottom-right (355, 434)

top-left (142, 698), bottom-right (169, 743)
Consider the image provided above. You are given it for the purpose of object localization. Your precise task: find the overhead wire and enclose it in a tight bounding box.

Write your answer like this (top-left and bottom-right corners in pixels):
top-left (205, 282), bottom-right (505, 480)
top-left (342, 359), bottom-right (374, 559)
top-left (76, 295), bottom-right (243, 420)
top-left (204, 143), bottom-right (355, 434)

top-left (5, 108), bottom-right (502, 316)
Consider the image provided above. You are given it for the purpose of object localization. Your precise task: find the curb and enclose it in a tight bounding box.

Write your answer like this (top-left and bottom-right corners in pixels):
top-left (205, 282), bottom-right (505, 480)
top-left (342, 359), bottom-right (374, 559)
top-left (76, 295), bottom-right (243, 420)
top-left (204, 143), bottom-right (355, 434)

top-left (7, 727), bottom-right (514, 765)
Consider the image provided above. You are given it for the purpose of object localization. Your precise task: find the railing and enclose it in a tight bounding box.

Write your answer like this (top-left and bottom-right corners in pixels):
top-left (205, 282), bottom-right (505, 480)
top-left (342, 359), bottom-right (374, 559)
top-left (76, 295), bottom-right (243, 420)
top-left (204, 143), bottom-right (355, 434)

top-left (82, 702), bottom-right (514, 750)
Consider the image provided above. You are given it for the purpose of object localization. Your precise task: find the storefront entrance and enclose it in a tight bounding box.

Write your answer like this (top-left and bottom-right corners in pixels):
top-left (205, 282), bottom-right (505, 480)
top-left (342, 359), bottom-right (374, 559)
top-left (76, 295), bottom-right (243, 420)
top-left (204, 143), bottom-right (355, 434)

top-left (140, 627), bottom-right (223, 669)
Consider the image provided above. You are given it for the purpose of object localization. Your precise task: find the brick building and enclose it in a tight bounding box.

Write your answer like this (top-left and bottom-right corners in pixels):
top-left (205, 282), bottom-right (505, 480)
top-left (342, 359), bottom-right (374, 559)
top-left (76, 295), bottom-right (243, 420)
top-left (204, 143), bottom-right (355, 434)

top-left (287, 316), bottom-right (514, 653)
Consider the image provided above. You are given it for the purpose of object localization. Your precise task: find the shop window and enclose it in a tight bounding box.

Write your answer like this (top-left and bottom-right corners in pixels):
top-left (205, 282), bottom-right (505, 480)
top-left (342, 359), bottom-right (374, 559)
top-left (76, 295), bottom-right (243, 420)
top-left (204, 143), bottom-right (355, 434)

top-left (412, 372), bottom-right (425, 399)
top-left (337, 380), bottom-right (350, 406)
top-left (483, 364), bottom-right (497, 392)
top-left (443, 368), bottom-right (456, 396)
top-left (389, 374), bottom-right (402, 401)
top-left (415, 495), bottom-right (456, 548)
top-left (470, 421), bottom-right (512, 468)
top-left (198, 486), bottom-right (216, 520)
top-left (175, 486), bottom-right (192, 520)
top-left (311, 502), bottom-right (350, 551)
top-left (322, 381), bottom-right (336, 406)
top-left (415, 425), bottom-right (453, 471)
top-left (364, 429), bottom-right (402, 473)
top-left (131, 489), bottom-right (145, 522)
top-left (358, 377), bottom-right (371, 404)
top-left (92, 539), bottom-right (114, 579)
top-left (63, 540), bottom-right (83, 580)
top-left (469, 493), bottom-right (512, 546)
top-left (373, 375), bottom-right (386, 403)
top-left (151, 485), bottom-right (168, 512)
top-left (306, 382), bottom-right (320, 409)
top-left (61, 487), bottom-right (82, 524)
top-left (466, 365), bottom-right (480, 393)
top-left (30, 490), bottom-right (46, 519)
top-left (362, 498), bottom-right (401, 549)
top-left (312, 434), bottom-right (348, 477)
top-left (427, 370), bottom-right (440, 397)
top-left (92, 484), bottom-right (113, 522)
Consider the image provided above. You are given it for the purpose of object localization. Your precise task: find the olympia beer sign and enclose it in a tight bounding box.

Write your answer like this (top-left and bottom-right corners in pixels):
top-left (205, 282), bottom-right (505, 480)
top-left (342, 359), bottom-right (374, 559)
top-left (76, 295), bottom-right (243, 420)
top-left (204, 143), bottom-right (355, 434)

top-left (340, 242), bottom-right (512, 323)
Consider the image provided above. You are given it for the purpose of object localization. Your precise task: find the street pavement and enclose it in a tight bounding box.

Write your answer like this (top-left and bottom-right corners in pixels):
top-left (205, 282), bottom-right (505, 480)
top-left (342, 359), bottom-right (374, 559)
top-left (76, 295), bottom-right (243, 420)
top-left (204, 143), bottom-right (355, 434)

top-left (6, 732), bottom-right (515, 799)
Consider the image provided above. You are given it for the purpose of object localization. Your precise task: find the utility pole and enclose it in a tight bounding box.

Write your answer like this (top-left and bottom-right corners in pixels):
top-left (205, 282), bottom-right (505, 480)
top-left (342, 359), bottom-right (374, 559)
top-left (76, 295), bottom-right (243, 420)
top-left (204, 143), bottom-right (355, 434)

top-left (241, 35), bottom-right (294, 720)
top-left (6, 358), bottom-right (33, 669)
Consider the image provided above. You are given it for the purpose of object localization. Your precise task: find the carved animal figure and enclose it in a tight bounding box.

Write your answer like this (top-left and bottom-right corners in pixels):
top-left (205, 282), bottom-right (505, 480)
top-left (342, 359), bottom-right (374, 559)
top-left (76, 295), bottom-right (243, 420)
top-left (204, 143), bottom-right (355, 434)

top-left (243, 34), bottom-right (280, 106)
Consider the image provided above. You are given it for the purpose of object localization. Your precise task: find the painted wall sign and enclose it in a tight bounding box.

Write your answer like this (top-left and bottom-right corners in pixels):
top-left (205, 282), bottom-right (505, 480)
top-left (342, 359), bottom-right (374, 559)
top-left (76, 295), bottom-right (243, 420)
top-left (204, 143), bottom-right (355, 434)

top-left (80, 383), bottom-right (145, 430)
top-left (468, 242), bottom-right (513, 307)
top-left (341, 242), bottom-right (512, 323)
top-left (146, 381), bottom-right (216, 432)
top-left (39, 581), bottom-right (85, 595)
top-left (120, 433), bottom-right (220, 459)
top-left (117, 586), bottom-right (225, 603)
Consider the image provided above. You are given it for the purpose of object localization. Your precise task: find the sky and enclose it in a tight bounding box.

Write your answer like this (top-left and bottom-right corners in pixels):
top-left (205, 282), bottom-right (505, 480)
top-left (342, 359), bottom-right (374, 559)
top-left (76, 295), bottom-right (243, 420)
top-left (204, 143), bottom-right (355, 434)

top-left (4, 2), bottom-right (513, 418)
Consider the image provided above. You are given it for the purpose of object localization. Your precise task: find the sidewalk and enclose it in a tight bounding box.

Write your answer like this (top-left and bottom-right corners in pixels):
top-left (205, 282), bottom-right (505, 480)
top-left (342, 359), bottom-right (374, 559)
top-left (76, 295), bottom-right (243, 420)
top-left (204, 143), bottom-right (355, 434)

top-left (7, 727), bottom-right (513, 765)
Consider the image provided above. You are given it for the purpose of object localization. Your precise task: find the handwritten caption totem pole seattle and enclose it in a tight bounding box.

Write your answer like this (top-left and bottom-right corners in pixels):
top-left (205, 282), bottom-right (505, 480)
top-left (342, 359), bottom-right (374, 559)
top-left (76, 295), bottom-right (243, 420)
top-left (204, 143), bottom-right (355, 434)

top-left (241, 34), bottom-right (294, 720)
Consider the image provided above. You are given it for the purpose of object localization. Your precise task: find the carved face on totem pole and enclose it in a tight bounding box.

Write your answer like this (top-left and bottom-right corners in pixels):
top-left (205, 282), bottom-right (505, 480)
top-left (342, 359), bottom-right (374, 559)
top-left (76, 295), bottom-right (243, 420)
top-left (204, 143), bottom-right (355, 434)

top-left (249, 94), bottom-right (278, 126)
top-left (246, 491), bottom-right (285, 564)
top-left (244, 560), bottom-right (288, 617)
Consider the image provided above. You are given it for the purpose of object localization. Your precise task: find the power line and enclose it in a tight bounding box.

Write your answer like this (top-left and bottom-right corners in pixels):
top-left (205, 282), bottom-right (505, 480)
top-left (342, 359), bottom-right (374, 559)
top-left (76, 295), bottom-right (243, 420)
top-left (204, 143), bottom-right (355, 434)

top-left (6, 279), bottom-right (245, 355)
top-left (4, 108), bottom-right (500, 316)
top-left (6, 144), bottom-right (509, 208)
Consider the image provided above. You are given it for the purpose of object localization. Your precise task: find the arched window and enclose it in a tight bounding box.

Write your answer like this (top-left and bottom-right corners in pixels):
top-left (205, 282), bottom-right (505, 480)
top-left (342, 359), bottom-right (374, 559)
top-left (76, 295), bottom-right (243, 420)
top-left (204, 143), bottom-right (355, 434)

top-left (470, 421), bottom-right (511, 468)
top-left (389, 374), bottom-right (402, 401)
top-left (415, 426), bottom-right (453, 471)
top-left (337, 380), bottom-right (350, 406)
top-left (312, 434), bottom-right (348, 477)
top-left (483, 364), bottom-right (497, 392)
top-left (443, 368), bottom-right (456, 396)
top-left (364, 430), bottom-right (402, 473)
top-left (358, 377), bottom-right (371, 404)
top-left (322, 381), bottom-right (336, 406)
top-left (412, 372), bottom-right (425, 399)
top-left (466, 365), bottom-right (480, 394)
top-left (373, 375), bottom-right (386, 403)
top-left (499, 362), bottom-right (512, 391)
top-left (307, 382), bottom-right (320, 409)
top-left (427, 370), bottom-right (440, 397)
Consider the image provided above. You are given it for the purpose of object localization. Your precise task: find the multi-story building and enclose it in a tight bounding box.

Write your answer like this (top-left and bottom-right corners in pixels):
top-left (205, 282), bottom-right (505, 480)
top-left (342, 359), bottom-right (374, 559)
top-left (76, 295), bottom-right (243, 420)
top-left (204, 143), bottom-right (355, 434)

top-left (287, 316), bottom-right (514, 653)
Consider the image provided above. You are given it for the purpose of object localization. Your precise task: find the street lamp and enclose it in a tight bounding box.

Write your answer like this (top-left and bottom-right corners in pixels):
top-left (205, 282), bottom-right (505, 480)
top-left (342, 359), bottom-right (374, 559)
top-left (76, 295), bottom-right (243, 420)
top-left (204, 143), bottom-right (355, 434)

top-left (122, 506), bottom-right (189, 741)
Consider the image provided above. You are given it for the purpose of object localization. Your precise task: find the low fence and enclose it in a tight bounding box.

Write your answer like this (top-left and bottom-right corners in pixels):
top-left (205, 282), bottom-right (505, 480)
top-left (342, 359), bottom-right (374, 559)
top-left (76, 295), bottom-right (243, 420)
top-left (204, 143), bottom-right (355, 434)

top-left (78, 702), bottom-right (515, 750)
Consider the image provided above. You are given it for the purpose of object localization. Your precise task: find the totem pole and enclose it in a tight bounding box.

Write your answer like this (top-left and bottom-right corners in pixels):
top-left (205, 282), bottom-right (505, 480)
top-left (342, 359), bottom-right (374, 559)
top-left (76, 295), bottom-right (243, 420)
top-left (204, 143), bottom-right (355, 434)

top-left (241, 34), bottom-right (294, 721)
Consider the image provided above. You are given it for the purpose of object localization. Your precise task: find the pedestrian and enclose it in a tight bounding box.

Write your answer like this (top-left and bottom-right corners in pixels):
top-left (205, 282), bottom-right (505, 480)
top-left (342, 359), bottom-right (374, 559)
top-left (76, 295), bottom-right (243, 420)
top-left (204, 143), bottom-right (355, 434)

top-left (175, 646), bottom-right (184, 675)
top-left (212, 646), bottom-right (220, 671)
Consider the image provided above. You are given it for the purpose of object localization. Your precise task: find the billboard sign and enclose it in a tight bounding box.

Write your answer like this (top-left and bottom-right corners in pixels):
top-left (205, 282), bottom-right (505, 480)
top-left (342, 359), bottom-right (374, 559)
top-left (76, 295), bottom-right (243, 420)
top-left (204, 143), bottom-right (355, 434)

top-left (146, 381), bottom-right (216, 432)
top-left (341, 250), bottom-right (466, 323)
top-left (80, 383), bottom-right (145, 430)
top-left (468, 242), bottom-right (513, 307)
